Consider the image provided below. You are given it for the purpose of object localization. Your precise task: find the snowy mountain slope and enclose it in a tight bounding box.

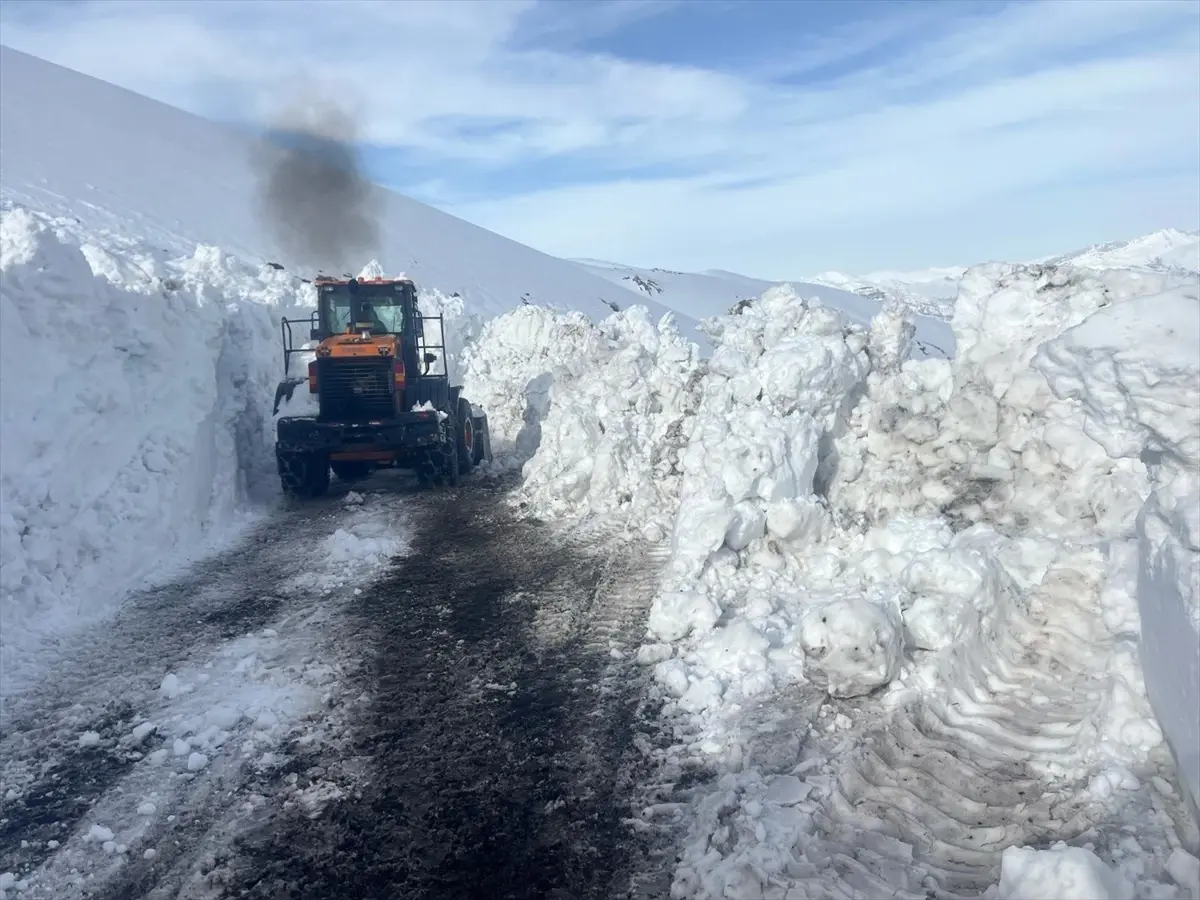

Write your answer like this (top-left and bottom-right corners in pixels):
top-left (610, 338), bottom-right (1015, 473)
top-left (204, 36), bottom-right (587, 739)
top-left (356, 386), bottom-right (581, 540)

top-left (571, 257), bottom-right (955, 358)
top-left (0, 45), bottom-right (696, 338)
top-left (468, 262), bottom-right (1200, 896)
top-left (806, 266), bottom-right (965, 319)
top-left (1042, 227), bottom-right (1200, 273)
top-left (806, 229), bottom-right (1200, 320)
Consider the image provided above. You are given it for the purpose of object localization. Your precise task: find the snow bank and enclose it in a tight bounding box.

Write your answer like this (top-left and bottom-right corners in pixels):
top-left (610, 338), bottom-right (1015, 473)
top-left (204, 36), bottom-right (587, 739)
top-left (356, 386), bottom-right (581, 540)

top-left (0, 204), bottom-right (308, 695)
top-left (498, 261), bottom-right (1198, 895)
top-left (459, 304), bottom-right (606, 466)
top-left (1034, 283), bottom-right (1200, 816)
top-left (458, 303), bottom-right (700, 498)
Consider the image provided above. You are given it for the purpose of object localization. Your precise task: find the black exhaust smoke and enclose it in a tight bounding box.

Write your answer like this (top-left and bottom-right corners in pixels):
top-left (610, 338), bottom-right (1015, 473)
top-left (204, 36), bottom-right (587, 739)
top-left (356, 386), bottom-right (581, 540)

top-left (252, 91), bottom-right (382, 272)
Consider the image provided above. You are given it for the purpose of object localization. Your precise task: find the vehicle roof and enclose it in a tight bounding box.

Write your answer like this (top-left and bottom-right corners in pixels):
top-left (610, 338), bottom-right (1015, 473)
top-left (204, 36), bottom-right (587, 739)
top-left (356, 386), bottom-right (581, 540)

top-left (313, 276), bottom-right (416, 286)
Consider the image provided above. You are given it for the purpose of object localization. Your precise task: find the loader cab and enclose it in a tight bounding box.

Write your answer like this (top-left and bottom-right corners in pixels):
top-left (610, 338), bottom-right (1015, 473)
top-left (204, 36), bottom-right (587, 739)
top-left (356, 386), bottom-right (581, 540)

top-left (276, 276), bottom-right (450, 422)
top-left (312, 278), bottom-right (413, 340)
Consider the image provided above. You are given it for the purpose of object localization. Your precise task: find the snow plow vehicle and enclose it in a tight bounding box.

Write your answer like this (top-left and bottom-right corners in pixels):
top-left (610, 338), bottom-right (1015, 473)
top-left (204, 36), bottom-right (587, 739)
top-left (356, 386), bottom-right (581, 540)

top-left (272, 276), bottom-right (491, 497)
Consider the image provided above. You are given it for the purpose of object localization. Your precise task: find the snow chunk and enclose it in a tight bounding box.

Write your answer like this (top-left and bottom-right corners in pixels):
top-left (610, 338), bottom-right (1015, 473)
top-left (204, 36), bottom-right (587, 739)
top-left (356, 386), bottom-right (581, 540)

top-left (411, 400), bottom-right (448, 422)
top-left (186, 751), bottom-right (209, 772)
top-left (1167, 848), bottom-right (1200, 895)
top-left (799, 591), bottom-right (905, 698)
top-left (998, 843), bottom-right (1133, 900)
top-left (85, 824), bottom-right (114, 843)
top-left (647, 591), bottom-right (720, 643)
top-left (159, 673), bottom-right (193, 700)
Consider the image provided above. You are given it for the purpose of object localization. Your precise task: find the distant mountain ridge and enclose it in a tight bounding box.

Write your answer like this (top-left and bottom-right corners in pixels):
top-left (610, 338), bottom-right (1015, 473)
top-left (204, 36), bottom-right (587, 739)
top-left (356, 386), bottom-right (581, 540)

top-left (801, 228), bottom-right (1200, 320)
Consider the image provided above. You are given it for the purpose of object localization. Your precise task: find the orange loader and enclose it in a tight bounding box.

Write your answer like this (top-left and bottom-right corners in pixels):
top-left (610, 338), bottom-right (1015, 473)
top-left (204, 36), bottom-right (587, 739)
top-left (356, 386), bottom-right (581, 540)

top-left (272, 276), bottom-right (492, 497)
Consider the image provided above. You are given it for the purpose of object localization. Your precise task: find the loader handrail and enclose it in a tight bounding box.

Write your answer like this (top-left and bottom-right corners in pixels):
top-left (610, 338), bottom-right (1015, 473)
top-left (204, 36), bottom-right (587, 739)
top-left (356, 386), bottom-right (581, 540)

top-left (413, 310), bottom-right (448, 377)
top-left (280, 311), bottom-right (321, 376)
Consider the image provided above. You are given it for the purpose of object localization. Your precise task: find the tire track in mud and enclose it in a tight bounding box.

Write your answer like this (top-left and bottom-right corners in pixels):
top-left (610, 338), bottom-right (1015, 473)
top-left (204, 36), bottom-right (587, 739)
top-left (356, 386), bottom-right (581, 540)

top-left (89, 477), bottom-right (672, 900)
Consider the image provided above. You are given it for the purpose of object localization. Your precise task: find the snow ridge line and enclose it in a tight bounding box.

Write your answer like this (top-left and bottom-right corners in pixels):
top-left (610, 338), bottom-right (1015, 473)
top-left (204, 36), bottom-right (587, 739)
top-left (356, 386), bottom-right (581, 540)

top-left (797, 549), bottom-right (1195, 899)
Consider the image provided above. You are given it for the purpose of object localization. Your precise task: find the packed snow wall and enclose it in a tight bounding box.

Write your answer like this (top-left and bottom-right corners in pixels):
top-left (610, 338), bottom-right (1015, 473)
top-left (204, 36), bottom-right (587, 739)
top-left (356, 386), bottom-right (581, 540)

top-left (0, 204), bottom-right (306, 695)
top-left (1034, 283), bottom-right (1200, 818)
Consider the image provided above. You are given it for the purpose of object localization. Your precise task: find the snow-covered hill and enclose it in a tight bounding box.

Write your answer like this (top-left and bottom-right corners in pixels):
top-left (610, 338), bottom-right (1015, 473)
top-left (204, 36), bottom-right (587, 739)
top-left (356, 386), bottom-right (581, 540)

top-left (0, 46), bottom-right (694, 337)
top-left (571, 257), bottom-right (954, 357)
top-left (804, 266), bottom-right (965, 319)
top-left (1042, 227), bottom-right (1200, 273)
top-left (571, 257), bottom-right (777, 317)
top-left (806, 229), bottom-right (1200, 319)
top-left (592, 227), bottom-right (1200, 329)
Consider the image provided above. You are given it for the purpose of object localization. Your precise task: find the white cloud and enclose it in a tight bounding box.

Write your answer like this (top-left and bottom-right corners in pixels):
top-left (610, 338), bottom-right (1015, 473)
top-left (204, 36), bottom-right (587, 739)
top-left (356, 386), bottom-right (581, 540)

top-left (0, 0), bottom-right (1196, 275)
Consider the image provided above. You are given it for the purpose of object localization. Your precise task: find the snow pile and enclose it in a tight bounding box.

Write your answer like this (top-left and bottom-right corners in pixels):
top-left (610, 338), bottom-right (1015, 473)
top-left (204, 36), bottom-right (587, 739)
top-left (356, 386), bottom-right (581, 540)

top-left (459, 304), bottom-right (612, 466)
top-left (0, 203), bottom-right (306, 694)
top-left (831, 264), bottom-right (1177, 536)
top-left (513, 306), bottom-right (703, 527)
top-left (460, 304), bottom-right (703, 525)
top-left (416, 285), bottom-right (483, 385)
top-left (504, 262), bottom-right (1197, 895)
top-left (828, 263), bottom-right (1197, 796)
top-left (1033, 282), bottom-right (1200, 815)
top-left (997, 843), bottom-right (1134, 900)
top-left (635, 286), bottom-right (983, 757)
top-left (667, 264), bottom-right (1195, 896)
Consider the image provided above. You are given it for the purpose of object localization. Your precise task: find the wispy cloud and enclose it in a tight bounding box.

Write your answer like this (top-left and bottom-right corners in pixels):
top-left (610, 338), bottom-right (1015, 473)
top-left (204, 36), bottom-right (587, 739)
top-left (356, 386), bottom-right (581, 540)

top-left (1, 0), bottom-right (1196, 276)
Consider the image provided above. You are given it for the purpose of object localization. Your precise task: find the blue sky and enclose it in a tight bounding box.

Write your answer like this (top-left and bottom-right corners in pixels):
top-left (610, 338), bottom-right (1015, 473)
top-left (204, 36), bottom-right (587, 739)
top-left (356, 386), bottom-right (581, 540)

top-left (1, 0), bottom-right (1197, 278)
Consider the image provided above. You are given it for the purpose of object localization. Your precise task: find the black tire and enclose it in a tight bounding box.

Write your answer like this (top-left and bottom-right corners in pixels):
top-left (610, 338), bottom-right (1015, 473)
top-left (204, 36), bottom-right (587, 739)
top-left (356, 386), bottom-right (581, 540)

top-left (472, 424), bottom-right (485, 465)
top-left (415, 416), bottom-right (460, 488)
top-left (471, 411), bottom-right (489, 465)
top-left (278, 451), bottom-right (330, 498)
top-left (331, 460), bottom-right (372, 482)
top-left (456, 397), bottom-right (476, 473)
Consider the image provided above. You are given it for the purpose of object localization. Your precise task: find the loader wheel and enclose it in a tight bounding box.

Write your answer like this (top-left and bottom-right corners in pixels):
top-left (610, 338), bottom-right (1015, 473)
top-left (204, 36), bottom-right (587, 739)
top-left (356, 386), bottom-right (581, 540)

top-left (278, 451), bottom-right (330, 498)
top-left (416, 415), bottom-right (460, 488)
top-left (472, 413), bottom-right (489, 466)
top-left (331, 460), bottom-right (372, 482)
top-left (456, 397), bottom-right (475, 474)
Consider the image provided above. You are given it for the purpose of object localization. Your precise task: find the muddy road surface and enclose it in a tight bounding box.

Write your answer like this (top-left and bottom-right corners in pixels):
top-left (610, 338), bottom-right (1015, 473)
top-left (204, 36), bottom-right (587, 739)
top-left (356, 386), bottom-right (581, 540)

top-left (1, 472), bottom-right (672, 900)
